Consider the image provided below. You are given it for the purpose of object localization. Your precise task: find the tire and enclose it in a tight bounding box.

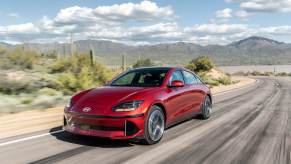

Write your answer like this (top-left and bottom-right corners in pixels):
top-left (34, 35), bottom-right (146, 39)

top-left (201, 96), bottom-right (212, 119)
top-left (143, 105), bottom-right (165, 145)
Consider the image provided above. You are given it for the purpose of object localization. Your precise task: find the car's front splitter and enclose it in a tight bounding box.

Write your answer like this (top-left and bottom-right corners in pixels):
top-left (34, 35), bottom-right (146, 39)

top-left (63, 112), bottom-right (145, 139)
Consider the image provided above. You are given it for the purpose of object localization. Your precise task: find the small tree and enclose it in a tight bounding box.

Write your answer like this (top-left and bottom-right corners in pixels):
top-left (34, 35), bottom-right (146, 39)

top-left (186, 56), bottom-right (214, 73)
top-left (132, 58), bottom-right (154, 68)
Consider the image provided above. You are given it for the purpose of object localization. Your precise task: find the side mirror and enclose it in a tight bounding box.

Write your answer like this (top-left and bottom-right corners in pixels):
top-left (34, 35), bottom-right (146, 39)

top-left (170, 80), bottom-right (185, 87)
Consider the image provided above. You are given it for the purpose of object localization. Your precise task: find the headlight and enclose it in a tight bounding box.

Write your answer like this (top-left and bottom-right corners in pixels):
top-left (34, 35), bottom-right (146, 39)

top-left (112, 100), bottom-right (144, 112)
top-left (65, 98), bottom-right (72, 109)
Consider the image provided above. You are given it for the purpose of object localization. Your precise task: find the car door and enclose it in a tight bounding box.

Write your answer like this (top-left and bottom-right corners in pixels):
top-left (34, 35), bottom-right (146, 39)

top-left (193, 74), bottom-right (207, 111)
top-left (182, 71), bottom-right (205, 113)
top-left (165, 70), bottom-right (190, 125)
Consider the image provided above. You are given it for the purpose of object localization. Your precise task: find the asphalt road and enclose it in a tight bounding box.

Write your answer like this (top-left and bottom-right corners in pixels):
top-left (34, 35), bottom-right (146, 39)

top-left (0, 77), bottom-right (290, 164)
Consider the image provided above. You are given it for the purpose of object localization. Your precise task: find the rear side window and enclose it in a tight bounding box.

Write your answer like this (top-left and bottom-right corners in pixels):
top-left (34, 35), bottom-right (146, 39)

top-left (194, 75), bottom-right (203, 84)
top-left (169, 71), bottom-right (184, 84)
top-left (183, 71), bottom-right (197, 85)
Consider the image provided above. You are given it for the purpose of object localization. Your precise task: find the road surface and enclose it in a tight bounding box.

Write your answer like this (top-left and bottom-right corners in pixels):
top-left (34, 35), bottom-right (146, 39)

top-left (0, 77), bottom-right (290, 164)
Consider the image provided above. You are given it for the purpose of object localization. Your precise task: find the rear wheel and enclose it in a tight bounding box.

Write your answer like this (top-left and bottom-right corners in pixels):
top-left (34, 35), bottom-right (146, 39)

top-left (201, 96), bottom-right (212, 119)
top-left (143, 105), bottom-right (165, 145)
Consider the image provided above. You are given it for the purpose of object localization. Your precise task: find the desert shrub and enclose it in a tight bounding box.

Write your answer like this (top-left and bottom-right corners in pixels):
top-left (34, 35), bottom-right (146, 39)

top-left (197, 71), bottom-right (232, 86)
top-left (201, 75), bottom-right (220, 86)
top-left (50, 59), bottom-right (73, 73)
top-left (251, 71), bottom-right (262, 76)
top-left (263, 72), bottom-right (274, 76)
top-left (232, 71), bottom-right (247, 76)
top-left (186, 56), bottom-right (214, 73)
top-left (0, 46), bottom-right (6, 55)
top-left (133, 59), bottom-right (154, 68)
top-left (52, 54), bottom-right (114, 94)
top-left (39, 88), bottom-right (59, 96)
top-left (275, 72), bottom-right (288, 76)
top-left (217, 76), bottom-right (232, 85)
top-left (0, 72), bottom-right (63, 95)
top-left (7, 47), bottom-right (38, 69)
top-left (0, 79), bottom-right (33, 95)
top-left (58, 72), bottom-right (79, 94)
top-left (21, 98), bottom-right (33, 104)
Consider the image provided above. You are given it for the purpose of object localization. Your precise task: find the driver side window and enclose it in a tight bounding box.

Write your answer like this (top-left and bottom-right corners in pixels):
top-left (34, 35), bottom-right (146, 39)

top-left (169, 71), bottom-right (184, 84)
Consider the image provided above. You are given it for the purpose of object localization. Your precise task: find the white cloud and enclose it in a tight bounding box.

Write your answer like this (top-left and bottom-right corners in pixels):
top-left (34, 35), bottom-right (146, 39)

top-left (215, 8), bottom-right (233, 18)
top-left (53, 0), bottom-right (174, 27)
top-left (7, 13), bottom-right (20, 18)
top-left (240, 0), bottom-right (291, 13)
top-left (225, 0), bottom-right (241, 3)
top-left (184, 24), bottom-right (248, 35)
top-left (1, 1), bottom-right (291, 45)
top-left (235, 10), bottom-right (250, 18)
top-left (183, 23), bottom-right (291, 45)
top-left (0, 23), bottom-right (38, 34)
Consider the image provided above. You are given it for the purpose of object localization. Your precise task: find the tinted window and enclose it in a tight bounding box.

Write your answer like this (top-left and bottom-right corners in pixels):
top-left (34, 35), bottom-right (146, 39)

top-left (183, 71), bottom-right (197, 85)
top-left (111, 69), bottom-right (168, 87)
top-left (169, 71), bottom-right (184, 84)
top-left (112, 72), bottom-right (135, 86)
top-left (194, 75), bottom-right (203, 84)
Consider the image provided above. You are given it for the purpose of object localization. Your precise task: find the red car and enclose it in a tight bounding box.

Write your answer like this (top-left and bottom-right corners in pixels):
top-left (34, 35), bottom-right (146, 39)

top-left (64, 67), bottom-right (212, 144)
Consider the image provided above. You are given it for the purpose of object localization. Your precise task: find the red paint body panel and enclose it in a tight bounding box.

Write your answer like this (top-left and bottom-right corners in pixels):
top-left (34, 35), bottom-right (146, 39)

top-left (64, 67), bottom-right (211, 139)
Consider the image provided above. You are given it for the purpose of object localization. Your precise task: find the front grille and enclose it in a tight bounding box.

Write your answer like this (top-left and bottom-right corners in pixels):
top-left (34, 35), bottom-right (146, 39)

top-left (67, 120), bottom-right (123, 131)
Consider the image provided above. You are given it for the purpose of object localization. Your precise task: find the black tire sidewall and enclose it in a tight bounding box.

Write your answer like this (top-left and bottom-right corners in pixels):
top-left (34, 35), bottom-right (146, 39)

top-left (143, 105), bottom-right (165, 145)
top-left (201, 96), bottom-right (211, 119)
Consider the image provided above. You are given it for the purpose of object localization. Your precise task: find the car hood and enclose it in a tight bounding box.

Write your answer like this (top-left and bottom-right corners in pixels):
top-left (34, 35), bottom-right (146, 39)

top-left (71, 86), bottom-right (151, 115)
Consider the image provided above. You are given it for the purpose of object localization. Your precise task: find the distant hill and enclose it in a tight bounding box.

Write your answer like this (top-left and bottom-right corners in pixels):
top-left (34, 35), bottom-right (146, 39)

top-left (0, 42), bottom-right (13, 48)
top-left (2, 36), bottom-right (291, 66)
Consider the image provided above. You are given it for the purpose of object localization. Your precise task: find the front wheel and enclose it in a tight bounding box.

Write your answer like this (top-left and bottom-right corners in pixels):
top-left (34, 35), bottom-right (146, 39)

top-left (201, 96), bottom-right (212, 119)
top-left (143, 105), bottom-right (165, 145)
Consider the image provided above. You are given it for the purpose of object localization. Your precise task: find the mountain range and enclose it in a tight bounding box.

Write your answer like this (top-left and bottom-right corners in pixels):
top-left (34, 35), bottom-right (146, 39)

top-left (1, 36), bottom-right (291, 66)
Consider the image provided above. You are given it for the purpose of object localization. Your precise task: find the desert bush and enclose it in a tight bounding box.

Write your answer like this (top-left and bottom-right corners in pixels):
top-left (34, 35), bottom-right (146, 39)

top-left (232, 71), bottom-right (247, 76)
top-left (21, 98), bottom-right (33, 104)
top-left (7, 47), bottom-right (38, 69)
top-left (201, 75), bottom-right (220, 86)
top-left (217, 76), bottom-right (232, 85)
top-left (0, 46), bottom-right (6, 55)
top-left (50, 59), bottom-right (73, 73)
top-left (275, 72), bottom-right (288, 76)
top-left (132, 58), bottom-right (154, 68)
top-left (0, 79), bottom-right (33, 95)
top-left (39, 88), bottom-right (59, 96)
top-left (51, 54), bottom-right (113, 94)
top-left (186, 56), bottom-right (214, 73)
top-left (263, 72), bottom-right (274, 76)
top-left (58, 72), bottom-right (79, 94)
top-left (251, 71), bottom-right (262, 76)
top-left (197, 71), bottom-right (232, 86)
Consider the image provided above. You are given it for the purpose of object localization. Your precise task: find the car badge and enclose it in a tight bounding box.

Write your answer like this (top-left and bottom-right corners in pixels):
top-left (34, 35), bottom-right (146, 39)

top-left (82, 107), bottom-right (92, 112)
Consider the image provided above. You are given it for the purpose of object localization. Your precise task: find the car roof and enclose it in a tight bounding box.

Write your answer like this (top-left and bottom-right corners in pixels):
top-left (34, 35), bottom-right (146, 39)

top-left (130, 66), bottom-right (182, 71)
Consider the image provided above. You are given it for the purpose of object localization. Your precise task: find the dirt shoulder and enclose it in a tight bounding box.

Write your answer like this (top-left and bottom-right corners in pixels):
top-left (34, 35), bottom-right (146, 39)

top-left (0, 76), bottom-right (255, 139)
top-left (211, 76), bottom-right (256, 95)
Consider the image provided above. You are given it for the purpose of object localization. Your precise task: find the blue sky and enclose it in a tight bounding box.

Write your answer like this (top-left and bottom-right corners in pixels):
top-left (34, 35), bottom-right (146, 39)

top-left (1, 0), bottom-right (291, 45)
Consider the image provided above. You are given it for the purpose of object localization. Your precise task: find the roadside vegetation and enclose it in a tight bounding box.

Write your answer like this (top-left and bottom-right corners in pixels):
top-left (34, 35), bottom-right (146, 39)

top-left (0, 46), bottom-right (114, 113)
top-left (132, 58), bottom-right (154, 68)
top-left (186, 56), bottom-right (233, 86)
top-left (233, 71), bottom-right (291, 77)
top-left (0, 46), bottom-right (265, 113)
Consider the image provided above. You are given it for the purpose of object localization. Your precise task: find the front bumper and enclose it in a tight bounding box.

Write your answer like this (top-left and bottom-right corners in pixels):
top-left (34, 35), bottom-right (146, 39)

top-left (63, 112), bottom-right (145, 139)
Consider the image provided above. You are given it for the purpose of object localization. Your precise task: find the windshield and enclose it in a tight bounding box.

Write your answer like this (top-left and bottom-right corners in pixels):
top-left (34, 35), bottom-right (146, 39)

top-left (110, 69), bottom-right (169, 87)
